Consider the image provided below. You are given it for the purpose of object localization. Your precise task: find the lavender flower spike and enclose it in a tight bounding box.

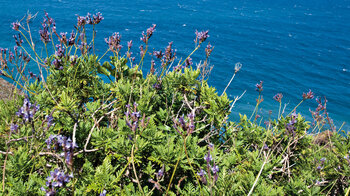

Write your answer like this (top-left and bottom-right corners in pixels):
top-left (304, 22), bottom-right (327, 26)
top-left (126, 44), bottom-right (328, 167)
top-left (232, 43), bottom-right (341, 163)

top-left (11, 22), bottom-right (20, 31)
top-left (195, 30), bottom-right (209, 44)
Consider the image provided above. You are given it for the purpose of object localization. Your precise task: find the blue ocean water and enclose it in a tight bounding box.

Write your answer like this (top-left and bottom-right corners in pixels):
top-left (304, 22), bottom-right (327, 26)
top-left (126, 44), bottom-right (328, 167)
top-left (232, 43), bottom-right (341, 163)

top-left (0, 0), bottom-right (349, 131)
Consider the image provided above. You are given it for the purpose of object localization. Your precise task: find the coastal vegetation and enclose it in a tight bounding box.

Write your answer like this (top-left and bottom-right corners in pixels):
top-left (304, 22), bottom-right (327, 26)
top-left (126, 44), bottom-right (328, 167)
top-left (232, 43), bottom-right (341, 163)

top-left (0, 12), bottom-right (349, 195)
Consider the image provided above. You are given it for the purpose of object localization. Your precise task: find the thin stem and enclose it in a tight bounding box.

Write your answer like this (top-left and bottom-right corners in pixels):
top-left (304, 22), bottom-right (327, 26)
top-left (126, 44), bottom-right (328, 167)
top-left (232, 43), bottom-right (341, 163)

top-left (287, 100), bottom-right (304, 116)
top-left (131, 145), bottom-right (145, 196)
top-left (98, 49), bottom-right (110, 62)
top-left (221, 71), bottom-right (237, 96)
top-left (179, 44), bottom-right (200, 68)
top-left (166, 144), bottom-right (184, 195)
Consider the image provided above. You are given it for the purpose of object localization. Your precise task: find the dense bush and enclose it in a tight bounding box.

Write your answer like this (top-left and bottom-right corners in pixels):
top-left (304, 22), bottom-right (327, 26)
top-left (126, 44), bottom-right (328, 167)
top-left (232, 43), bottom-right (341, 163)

top-left (0, 12), bottom-right (349, 195)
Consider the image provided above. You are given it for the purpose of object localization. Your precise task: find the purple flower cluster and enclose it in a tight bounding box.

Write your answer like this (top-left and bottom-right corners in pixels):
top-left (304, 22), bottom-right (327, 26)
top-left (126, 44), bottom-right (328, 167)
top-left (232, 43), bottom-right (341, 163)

top-left (173, 113), bottom-right (195, 136)
top-left (0, 48), bottom-right (8, 67)
top-left (13, 34), bottom-right (23, 46)
top-left (0, 46), bottom-right (26, 68)
top-left (286, 112), bottom-right (297, 136)
top-left (92, 12), bottom-right (104, 25)
top-left (255, 81), bottom-right (263, 92)
top-left (46, 114), bottom-right (54, 128)
top-left (55, 44), bottom-right (65, 58)
top-left (100, 190), bottom-right (107, 196)
top-left (197, 169), bottom-right (207, 184)
top-left (195, 30), bottom-right (209, 44)
top-left (10, 124), bottom-right (19, 132)
top-left (125, 102), bottom-right (149, 133)
top-left (198, 143), bottom-right (219, 184)
top-left (316, 157), bottom-right (326, 170)
top-left (77, 15), bottom-right (87, 27)
top-left (164, 42), bottom-right (176, 63)
top-left (16, 98), bottom-right (40, 122)
top-left (273, 93), bottom-right (283, 102)
top-left (39, 24), bottom-right (51, 44)
top-left (44, 12), bottom-right (56, 26)
top-left (140, 24), bottom-right (156, 43)
top-left (302, 89), bottom-right (314, 100)
top-left (105, 32), bottom-right (122, 53)
top-left (205, 43), bottom-right (213, 58)
top-left (68, 31), bottom-right (75, 46)
top-left (41, 169), bottom-right (73, 195)
top-left (52, 58), bottom-right (63, 70)
top-left (309, 97), bottom-right (335, 130)
top-left (153, 50), bottom-right (163, 59)
top-left (152, 77), bottom-right (162, 90)
top-left (185, 57), bottom-right (193, 67)
top-left (45, 134), bottom-right (78, 166)
top-left (127, 40), bottom-right (133, 50)
top-left (29, 70), bottom-right (40, 81)
top-left (11, 22), bottom-right (20, 31)
top-left (76, 12), bottom-right (104, 27)
top-left (59, 32), bottom-right (67, 44)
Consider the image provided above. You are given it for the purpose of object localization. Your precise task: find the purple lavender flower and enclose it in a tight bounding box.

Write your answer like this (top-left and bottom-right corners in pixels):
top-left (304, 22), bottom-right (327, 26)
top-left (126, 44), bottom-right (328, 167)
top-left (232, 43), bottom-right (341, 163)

top-left (41, 169), bottom-right (73, 195)
top-left (11, 22), bottom-right (20, 31)
top-left (157, 168), bottom-right (164, 178)
top-left (185, 57), bottom-right (193, 67)
top-left (45, 12), bottom-right (55, 26)
top-left (22, 52), bottom-right (30, 63)
top-left (164, 42), bottom-right (176, 63)
top-left (139, 45), bottom-right (144, 57)
top-left (255, 81), bottom-right (263, 92)
top-left (68, 31), bottom-right (76, 46)
top-left (86, 13), bottom-right (93, 24)
top-left (263, 143), bottom-right (269, 150)
top-left (208, 143), bottom-right (214, 149)
top-left (127, 40), bottom-right (133, 49)
top-left (211, 165), bottom-right (219, 174)
top-left (52, 58), bottom-right (62, 70)
top-left (132, 111), bottom-right (141, 118)
top-left (100, 190), bottom-right (107, 196)
top-left (13, 34), bottom-right (23, 46)
top-left (125, 103), bottom-right (144, 132)
top-left (76, 15), bottom-right (86, 27)
top-left (140, 24), bottom-right (156, 43)
top-left (197, 169), bottom-right (206, 177)
top-left (16, 98), bottom-right (39, 122)
top-left (195, 30), bottom-right (209, 44)
top-left (273, 93), bottom-right (283, 102)
top-left (8, 50), bottom-right (14, 63)
top-left (178, 116), bottom-right (186, 127)
top-left (152, 81), bottom-right (162, 90)
top-left (204, 153), bottom-right (213, 163)
top-left (46, 114), bottom-right (54, 128)
top-left (39, 25), bottom-right (51, 43)
top-left (93, 12), bottom-right (104, 24)
top-left (29, 71), bottom-right (39, 81)
top-left (105, 32), bottom-right (122, 53)
top-left (59, 32), bottom-right (67, 44)
top-left (10, 124), bottom-right (18, 132)
top-left (205, 43), bottom-right (213, 57)
top-left (153, 50), bottom-right (163, 59)
top-left (55, 44), bottom-right (65, 58)
top-left (197, 169), bottom-right (207, 184)
top-left (303, 89), bottom-right (314, 100)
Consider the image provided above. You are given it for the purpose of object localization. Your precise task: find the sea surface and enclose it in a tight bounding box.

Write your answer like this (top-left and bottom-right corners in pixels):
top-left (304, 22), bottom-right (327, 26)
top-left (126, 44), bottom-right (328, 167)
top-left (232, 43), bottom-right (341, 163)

top-left (0, 0), bottom-right (349, 131)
